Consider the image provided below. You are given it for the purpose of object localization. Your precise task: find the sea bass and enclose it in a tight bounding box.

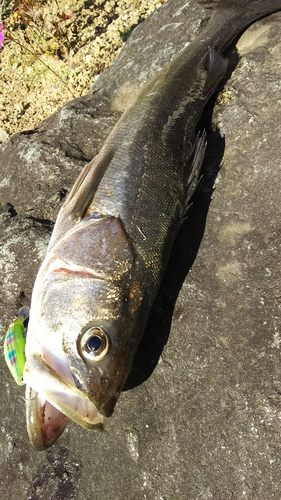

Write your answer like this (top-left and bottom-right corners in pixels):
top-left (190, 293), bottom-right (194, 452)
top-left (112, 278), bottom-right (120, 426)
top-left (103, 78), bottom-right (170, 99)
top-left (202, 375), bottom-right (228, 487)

top-left (23, 0), bottom-right (281, 450)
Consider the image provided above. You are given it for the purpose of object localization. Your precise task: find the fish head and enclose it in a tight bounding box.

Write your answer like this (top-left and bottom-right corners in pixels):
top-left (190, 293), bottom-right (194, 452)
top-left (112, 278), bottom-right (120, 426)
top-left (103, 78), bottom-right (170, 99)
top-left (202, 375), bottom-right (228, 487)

top-left (24, 216), bottom-right (146, 449)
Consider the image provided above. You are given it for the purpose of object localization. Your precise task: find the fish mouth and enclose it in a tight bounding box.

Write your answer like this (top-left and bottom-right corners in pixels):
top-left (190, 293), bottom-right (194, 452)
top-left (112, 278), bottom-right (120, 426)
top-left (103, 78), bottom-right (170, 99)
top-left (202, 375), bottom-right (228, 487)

top-left (24, 354), bottom-right (105, 450)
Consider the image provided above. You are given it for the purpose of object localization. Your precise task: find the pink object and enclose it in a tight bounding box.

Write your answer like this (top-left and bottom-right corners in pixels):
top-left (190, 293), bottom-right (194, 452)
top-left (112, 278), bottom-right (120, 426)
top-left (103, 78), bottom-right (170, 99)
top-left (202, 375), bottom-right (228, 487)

top-left (0, 23), bottom-right (5, 49)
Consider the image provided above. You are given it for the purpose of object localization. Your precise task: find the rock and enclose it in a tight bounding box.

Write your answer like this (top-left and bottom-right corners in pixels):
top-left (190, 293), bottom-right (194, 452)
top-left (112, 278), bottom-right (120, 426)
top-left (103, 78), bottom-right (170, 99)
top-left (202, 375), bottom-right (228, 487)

top-left (0, 1), bottom-right (280, 498)
top-left (0, 128), bottom-right (8, 143)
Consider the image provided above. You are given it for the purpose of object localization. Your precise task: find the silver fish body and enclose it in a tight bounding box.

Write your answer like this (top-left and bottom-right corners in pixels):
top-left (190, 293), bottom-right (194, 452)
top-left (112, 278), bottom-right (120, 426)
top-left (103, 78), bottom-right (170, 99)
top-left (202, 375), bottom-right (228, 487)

top-left (23, 0), bottom-right (281, 449)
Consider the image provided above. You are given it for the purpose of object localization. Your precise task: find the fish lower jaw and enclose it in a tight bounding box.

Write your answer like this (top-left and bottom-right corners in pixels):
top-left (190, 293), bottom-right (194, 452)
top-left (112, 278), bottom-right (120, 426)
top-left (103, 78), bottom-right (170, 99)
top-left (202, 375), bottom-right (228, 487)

top-left (24, 354), bottom-right (105, 449)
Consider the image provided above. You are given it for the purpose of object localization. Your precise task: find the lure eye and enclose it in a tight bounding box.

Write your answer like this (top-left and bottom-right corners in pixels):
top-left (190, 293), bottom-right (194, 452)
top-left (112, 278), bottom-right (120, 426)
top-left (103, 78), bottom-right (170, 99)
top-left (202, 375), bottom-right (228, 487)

top-left (79, 327), bottom-right (110, 361)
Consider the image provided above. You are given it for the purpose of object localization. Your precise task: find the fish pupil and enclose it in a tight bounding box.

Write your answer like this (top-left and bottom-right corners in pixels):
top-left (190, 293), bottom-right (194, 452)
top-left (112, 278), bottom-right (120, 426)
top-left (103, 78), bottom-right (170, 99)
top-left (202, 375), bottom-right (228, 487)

top-left (87, 335), bottom-right (102, 352)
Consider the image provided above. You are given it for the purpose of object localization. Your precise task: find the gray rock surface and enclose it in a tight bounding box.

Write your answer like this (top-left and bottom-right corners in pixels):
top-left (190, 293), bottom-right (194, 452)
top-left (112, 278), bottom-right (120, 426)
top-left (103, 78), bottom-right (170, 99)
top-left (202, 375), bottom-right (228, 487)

top-left (0, 1), bottom-right (281, 498)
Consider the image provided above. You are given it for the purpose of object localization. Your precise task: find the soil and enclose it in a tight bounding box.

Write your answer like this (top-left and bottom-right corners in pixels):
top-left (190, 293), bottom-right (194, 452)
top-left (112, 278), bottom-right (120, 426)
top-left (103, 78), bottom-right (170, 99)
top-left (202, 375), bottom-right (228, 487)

top-left (0, 0), bottom-right (165, 141)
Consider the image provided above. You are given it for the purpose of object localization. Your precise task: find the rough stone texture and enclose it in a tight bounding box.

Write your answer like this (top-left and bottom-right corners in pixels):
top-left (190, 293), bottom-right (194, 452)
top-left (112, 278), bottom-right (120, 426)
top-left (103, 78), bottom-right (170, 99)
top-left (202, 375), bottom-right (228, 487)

top-left (0, 1), bottom-right (281, 498)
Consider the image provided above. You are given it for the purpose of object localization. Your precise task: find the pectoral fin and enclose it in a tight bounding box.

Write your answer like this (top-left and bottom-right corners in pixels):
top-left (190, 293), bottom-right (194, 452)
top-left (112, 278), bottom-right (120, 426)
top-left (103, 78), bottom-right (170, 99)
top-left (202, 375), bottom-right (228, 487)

top-left (65, 145), bottom-right (115, 218)
top-left (47, 146), bottom-right (115, 249)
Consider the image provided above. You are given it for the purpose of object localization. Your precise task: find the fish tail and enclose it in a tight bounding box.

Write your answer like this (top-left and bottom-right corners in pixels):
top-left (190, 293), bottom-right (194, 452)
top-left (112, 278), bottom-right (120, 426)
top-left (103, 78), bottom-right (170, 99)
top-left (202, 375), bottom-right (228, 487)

top-left (205, 0), bottom-right (281, 53)
top-left (217, 0), bottom-right (281, 9)
top-left (217, 0), bottom-right (281, 17)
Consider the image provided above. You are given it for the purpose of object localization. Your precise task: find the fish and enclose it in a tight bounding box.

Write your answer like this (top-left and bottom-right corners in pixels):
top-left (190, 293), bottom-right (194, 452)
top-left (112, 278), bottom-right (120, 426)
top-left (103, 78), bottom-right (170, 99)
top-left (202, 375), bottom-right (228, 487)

top-left (22, 0), bottom-right (281, 450)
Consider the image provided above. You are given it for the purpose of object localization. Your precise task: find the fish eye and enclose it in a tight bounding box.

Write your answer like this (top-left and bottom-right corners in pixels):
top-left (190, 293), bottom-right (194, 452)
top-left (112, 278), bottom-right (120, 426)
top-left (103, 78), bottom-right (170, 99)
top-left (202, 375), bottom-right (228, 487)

top-left (79, 327), bottom-right (110, 361)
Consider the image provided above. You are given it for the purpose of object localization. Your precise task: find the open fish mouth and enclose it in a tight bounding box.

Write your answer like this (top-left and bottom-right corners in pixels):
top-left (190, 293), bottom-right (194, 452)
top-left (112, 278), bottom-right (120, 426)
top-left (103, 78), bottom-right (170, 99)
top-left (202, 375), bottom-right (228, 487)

top-left (24, 354), bottom-right (105, 450)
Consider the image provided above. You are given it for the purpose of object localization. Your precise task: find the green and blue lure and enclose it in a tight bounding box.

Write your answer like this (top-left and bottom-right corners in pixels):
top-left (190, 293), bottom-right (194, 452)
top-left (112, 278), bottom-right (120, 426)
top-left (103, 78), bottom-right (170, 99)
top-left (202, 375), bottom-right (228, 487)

top-left (4, 306), bottom-right (29, 386)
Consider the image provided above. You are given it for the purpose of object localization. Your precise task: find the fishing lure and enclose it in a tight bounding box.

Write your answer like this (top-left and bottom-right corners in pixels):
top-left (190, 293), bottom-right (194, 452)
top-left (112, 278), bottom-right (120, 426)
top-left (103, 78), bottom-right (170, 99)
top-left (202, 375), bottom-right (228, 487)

top-left (4, 306), bottom-right (29, 386)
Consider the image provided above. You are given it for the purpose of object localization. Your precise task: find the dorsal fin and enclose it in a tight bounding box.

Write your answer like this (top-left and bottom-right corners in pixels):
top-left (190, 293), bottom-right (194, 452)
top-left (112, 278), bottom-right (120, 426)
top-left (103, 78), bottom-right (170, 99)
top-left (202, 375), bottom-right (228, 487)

top-left (203, 47), bottom-right (228, 100)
